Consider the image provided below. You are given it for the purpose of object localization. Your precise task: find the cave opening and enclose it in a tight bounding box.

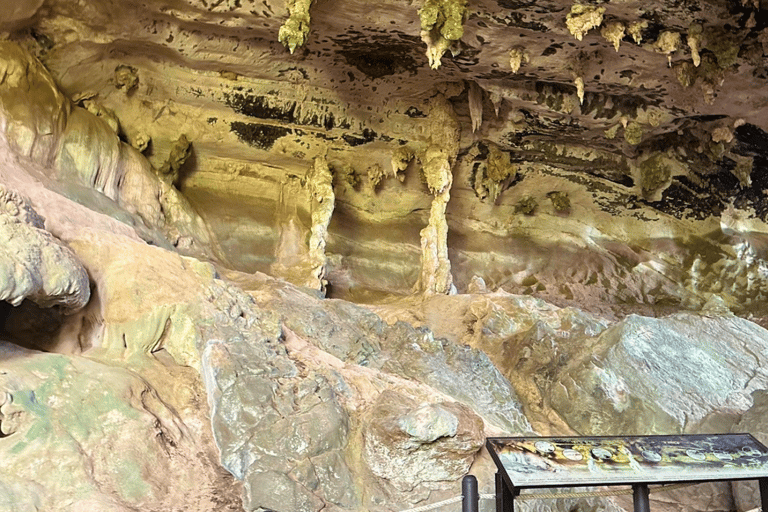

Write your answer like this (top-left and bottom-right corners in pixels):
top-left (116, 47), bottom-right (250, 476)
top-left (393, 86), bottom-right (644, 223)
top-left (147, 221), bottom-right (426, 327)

top-left (0, 299), bottom-right (68, 353)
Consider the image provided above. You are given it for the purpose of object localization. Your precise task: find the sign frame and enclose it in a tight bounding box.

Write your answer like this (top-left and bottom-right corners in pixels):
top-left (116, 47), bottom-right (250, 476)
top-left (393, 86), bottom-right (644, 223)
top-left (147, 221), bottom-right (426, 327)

top-left (486, 434), bottom-right (768, 512)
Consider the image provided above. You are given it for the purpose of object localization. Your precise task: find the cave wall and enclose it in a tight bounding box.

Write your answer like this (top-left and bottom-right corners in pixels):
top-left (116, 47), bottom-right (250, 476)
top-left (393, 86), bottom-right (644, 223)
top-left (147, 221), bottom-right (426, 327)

top-left (3, 1), bottom-right (768, 511)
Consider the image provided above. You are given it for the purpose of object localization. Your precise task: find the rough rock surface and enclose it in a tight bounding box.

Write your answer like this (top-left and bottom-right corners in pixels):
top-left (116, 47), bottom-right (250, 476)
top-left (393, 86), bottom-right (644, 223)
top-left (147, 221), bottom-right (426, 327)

top-left (732, 390), bottom-right (768, 512)
top-left (0, 341), bottom-right (240, 512)
top-left (0, 184), bottom-right (89, 310)
top-left (205, 269), bottom-right (531, 510)
top-left (362, 390), bottom-right (484, 491)
top-left (551, 311), bottom-right (768, 435)
top-left (4, 0), bottom-right (766, 316)
top-left (0, 41), bottom-right (221, 261)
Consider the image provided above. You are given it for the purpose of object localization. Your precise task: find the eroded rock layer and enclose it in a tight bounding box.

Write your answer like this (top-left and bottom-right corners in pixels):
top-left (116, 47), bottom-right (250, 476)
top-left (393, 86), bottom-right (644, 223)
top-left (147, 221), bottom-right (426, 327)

top-left (2, 0), bottom-right (766, 312)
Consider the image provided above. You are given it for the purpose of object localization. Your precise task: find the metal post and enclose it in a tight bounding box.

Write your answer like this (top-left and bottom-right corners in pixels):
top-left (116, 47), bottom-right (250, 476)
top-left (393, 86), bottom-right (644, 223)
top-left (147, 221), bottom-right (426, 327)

top-left (463, 475), bottom-right (479, 512)
top-left (759, 478), bottom-right (768, 512)
top-left (633, 483), bottom-right (651, 512)
top-left (495, 472), bottom-right (515, 512)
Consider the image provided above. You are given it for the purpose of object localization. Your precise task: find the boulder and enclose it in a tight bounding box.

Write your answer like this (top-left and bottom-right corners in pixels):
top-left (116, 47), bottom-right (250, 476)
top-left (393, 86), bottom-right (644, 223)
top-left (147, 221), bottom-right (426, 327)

top-left (732, 390), bottom-right (768, 512)
top-left (362, 390), bottom-right (484, 491)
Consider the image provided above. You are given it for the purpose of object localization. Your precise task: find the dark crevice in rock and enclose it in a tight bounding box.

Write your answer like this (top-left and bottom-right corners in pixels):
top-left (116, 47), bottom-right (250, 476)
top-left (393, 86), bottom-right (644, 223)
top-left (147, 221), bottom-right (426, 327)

top-left (338, 46), bottom-right (418, 79)
top-left (225, 92), bottom-right (298, 124)
top-left (333, 32), bottom-right (422, 78)
top-left (404, 106), bottom-right (426, 118)
top-left (230, 121), bottom-right (292, 150)
top-left (0, 299), bottom-right (66, 353)
top-left (224, 89), bottom-right (350, 131)
top-left (490, 11), bottom-right (549, 31)
top-left (342, 128), bottom-right (377, 147)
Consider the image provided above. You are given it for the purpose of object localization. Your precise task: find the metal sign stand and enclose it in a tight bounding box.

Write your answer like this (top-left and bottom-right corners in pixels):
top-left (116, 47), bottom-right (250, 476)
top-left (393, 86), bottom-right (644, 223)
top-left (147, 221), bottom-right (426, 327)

top-left (487, 434), bottom-right (768, 512)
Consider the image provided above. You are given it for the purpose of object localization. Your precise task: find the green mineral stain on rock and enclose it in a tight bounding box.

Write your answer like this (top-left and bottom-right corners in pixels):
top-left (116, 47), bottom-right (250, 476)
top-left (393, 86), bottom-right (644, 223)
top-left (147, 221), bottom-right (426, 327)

top-left (639, 154), bottom-right (672, 197)
top-left (516, 196), bottom-right (537, 215)
top-left (115, 459), bottom-right (151, 502)
top-left (547, 191), bottom-right (571, 213)
top-left (624, 122), bottom-right (643, 145)
top-left (705, 27), bottom-right (740, 69)
top-left (486, 144), bottom-right (516, 183)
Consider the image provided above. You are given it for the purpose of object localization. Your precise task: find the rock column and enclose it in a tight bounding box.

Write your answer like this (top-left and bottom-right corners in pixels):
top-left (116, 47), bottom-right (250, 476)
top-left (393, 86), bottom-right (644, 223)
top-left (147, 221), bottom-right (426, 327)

top-left (306, 155), bottom-right (334, 292)
top-left (417, 94), bottom-right (460, 295)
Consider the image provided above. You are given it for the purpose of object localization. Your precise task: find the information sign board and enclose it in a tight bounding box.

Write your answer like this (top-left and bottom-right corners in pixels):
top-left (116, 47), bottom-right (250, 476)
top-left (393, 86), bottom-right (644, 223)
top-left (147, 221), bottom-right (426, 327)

top-left (487, 434), bottom-right (768, 488)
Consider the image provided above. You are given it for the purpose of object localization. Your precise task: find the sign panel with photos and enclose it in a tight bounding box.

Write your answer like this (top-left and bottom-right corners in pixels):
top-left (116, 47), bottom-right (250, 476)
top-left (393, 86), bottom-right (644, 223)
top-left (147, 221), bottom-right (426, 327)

top-left (486, 434), bottom-right (768, 488)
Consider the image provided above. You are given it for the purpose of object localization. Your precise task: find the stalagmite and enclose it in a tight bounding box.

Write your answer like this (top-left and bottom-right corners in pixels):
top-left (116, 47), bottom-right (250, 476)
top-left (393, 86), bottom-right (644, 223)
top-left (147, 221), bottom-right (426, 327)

top-left (6, 2), bottom-right (768, 510)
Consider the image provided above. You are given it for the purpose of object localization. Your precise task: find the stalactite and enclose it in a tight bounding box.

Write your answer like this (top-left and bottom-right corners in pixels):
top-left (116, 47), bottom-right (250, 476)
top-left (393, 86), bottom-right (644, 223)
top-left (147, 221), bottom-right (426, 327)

top-left (627, 20), bottom-right (648, 44)
top-left (419, 0), bottom-right (469, 69)
top-left (468, 81), bottom-right (483, 133)
top-left (655, 31), bottom-right (682, 66)
top-left (574, 76), bottom-right (585, 105)
top-left (688, 24), bottom-right (703, 67)
top-left (601, 22), bottom-right (625, 52)
top-left (278, 0), bottom-right (315, 54)
top-left (509, 48), bottom-right (529, 73)
top-left (566, 4), bottom-right (605, 41)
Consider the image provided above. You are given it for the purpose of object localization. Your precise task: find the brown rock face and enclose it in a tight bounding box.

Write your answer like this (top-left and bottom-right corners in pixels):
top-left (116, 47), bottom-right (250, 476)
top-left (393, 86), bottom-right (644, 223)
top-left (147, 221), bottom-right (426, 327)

top-left (1, 0), bottom-right (765, 314)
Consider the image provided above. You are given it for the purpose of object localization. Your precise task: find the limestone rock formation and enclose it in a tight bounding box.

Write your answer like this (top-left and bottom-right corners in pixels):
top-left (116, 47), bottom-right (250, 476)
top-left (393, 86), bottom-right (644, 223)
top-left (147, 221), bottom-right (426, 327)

top-left (0, 41), bottom-right (221, 261)
top-left (550, 312), bottom-right (768, 435)
top-left (0, 184), bottom-right (89, 311)
top-left (732, 391), bottom-right (768, 511)
top-left (0, 342), bottom-right (240, 512)
top-left (362, 391), bottom-right (484, 490)
top-left (3, 1), bottom-right (768, 511)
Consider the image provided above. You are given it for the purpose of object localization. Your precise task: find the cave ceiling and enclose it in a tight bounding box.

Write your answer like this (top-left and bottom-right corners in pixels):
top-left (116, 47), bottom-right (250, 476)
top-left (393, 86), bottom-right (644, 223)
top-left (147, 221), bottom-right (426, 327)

top-left (4, 0), bottom-right (768, 316)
